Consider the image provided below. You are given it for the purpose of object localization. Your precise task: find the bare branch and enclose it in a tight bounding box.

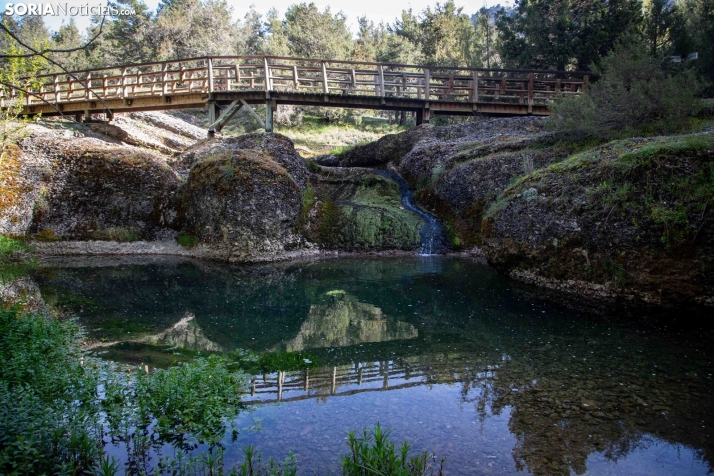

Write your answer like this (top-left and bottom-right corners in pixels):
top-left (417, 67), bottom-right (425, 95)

top-left (0, 19), bottom-right (113, 115)
top-left (0, 79), bottom-right (73, 120)
top-left (0, 16), bottom-right (107, 59)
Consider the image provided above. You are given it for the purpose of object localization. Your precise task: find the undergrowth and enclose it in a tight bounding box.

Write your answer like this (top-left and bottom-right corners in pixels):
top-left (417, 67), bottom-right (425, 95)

top-left (0, 306), bottom-right (442, 475)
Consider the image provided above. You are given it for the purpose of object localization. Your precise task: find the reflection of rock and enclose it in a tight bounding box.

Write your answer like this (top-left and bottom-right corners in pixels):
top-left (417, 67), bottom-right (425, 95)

top-left (86, 312), bottom-right (223, 353)
top-left (284, 290), bottom-right (417, 351)
top-left (143, 312), bottom-right (223, 352)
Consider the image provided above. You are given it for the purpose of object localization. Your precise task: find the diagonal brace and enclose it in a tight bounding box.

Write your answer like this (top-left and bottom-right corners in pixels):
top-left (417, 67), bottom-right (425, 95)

top-left (208, 100), bottom-right (243, 132)
top-left (239, 99), bottom-right (266, 130)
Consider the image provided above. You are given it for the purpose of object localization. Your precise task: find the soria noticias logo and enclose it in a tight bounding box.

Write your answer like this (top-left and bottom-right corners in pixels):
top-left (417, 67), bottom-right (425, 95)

top-left (3, 3), bottom-right (136, 16)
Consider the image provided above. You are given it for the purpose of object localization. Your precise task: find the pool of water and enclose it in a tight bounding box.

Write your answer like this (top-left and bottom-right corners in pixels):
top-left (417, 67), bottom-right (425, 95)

top-left (31, 256), bottom-right (714, 475)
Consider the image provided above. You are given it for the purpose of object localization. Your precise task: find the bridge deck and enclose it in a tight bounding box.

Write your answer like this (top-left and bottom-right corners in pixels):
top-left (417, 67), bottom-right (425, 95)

top-left (6, 55), bottom-right (590, 124)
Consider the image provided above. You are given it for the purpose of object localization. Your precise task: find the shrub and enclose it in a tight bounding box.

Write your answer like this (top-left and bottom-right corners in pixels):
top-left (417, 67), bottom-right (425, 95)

top-left (548, 42), bottom-right (700, 140)
top-left (342, 423), bottom-right (444, 476)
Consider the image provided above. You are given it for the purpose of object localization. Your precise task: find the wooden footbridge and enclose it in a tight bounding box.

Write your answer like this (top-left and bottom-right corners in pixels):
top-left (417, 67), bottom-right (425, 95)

top-left (8, 56), bottom-right (590, 131)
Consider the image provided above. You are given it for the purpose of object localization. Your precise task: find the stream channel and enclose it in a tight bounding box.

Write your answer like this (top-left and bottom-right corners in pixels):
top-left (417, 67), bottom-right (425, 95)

top-left (27, 255), bottom-right (714, 475)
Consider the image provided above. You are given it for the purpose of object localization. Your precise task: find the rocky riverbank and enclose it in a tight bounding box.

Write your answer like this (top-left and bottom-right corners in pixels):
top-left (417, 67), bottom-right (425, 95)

top-left (2, 112), bottom-right (712, 306)
top-left (317, 118), bottom-right (714, 307)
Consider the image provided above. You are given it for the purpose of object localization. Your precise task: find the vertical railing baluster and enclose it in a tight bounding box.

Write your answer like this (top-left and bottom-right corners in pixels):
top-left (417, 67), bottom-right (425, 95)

top-left (424, 68), bottom-right (430, 100)
top-left (207, 58), bottom-right (214, 93)
top-left (264, 57), bottom-right (272, 92)
top-left (321, 61), bottom-right (329, 94)
top-left (528, 72), bottom-right (534, 113)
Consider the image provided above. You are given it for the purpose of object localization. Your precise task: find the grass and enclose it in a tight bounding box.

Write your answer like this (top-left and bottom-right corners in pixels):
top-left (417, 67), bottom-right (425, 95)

top-left (342, 423), bottom-right (444, 476)
top-left (277, 116), bottom-right (409, 157)
top-left (0, 235), bottom-right (27, 262)
top-left (177, 234), bottom-right (199, 247)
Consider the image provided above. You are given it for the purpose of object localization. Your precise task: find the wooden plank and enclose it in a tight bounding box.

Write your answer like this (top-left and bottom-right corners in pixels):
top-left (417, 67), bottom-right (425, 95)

top-left (424, 68), bottom-right (430, 100)
top-left (293, 65), bottom-right (299, 88)
top-left (54, 75), bottom-right (60, 102)
top-left (235, 64), bottom-right (241, 87)
top-left (264, 57), bottom-right (272, 92)
top-left (528, 72), bottom-right (534, 113)
top-left (85, 72), bottom-right (91, 100)
top-left (209, 99), bottom-right (242, 132)
top-left (472, 71), bottom-right (478, 103)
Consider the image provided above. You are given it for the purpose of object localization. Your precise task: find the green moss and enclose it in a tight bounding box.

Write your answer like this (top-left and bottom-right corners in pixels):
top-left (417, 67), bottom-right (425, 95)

top-left (177, 234), bottom-right (199, 248)
top-left (301, 185), bottom-right (316, 220)
top-left (0, 236), bottom-right (28, 262)
top-left (35, 228), bottom-right (60, 242)
top-left (316, 201), bottom-right (344, 247)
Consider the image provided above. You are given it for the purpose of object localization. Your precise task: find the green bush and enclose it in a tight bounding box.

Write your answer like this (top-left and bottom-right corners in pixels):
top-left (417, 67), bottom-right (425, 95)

top-left (0, 305), bottom-right (103, 475)
top-left (0, 236), bottom-right (27, 262)
top-left (548, 42), bottom-right (700, 140)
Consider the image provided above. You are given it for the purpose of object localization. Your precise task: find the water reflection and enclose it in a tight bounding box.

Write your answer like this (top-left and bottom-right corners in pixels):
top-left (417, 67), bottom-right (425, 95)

top-left (13, 256), bottom-right (714, 475)
top-left (284, 290), bottom-right (417, 351)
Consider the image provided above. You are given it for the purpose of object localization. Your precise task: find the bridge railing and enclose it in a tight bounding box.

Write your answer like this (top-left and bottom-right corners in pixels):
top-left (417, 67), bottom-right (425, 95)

top-left (16, 56), bottom-right (590, 109)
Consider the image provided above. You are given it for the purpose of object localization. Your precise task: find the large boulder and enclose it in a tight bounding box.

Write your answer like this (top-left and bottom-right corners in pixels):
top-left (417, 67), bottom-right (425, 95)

top-left (4, 127), bottom-right (182, 242)
top-left (178, 136), bottom-right (310, 261)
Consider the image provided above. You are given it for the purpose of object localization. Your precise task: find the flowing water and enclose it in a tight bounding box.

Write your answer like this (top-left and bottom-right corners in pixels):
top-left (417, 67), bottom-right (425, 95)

top-left (30, 256), bottom-right (714, 475)
top-left (376, 170), bottom-right (447, 255)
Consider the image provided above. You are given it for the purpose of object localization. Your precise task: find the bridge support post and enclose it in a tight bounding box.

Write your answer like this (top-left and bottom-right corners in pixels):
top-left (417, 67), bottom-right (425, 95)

top-left (417, 108), bottom-right (432, 125)
top-left (265, 100), bottom-right (274, 133)
top-left (207, 101), bottom-right (219, 125)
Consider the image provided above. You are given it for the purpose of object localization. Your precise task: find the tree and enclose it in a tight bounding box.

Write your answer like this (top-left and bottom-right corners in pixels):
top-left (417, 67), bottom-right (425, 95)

top-left (474, 7), bottom-right (501, 68)
top-left (98, 0), bottom-right (155, 64)
top-left (151, 0), bottom-right (239, 60)
top-left (282, 3), bottom-right (353, 60)
top-left (419, 1), bottom-right (478, 67)
top-left (496, 0), bottom-right (642, 71)
top-left (352, 17), bottom-right (386, 62)
top-left (548, 41), bottom-right (699, 138)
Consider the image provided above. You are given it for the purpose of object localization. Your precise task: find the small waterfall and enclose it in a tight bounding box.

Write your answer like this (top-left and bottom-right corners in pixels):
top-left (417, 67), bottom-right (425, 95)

top-left (375, 170), bottom-right (448, 255)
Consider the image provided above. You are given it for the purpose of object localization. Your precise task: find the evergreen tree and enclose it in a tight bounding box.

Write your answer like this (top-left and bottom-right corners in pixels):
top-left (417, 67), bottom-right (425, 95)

top-left (497, 0), bottom-right (642, 71)
top-left (282, 3), bottom-right (353, 60)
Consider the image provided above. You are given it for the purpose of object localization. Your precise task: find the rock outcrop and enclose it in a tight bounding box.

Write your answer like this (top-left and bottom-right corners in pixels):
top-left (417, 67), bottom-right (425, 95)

top-left (318, 118), bottom-right (714, 306)
top-left (482, 133), bottom-right (714, 306)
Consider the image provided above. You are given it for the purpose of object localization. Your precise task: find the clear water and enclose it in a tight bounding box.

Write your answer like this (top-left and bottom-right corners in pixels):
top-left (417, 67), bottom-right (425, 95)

top-left (32, 256), bottom-right (714, 475)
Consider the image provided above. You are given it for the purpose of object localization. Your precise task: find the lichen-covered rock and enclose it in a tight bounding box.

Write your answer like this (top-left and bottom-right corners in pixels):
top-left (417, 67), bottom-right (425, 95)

top-left (309, 168), bottom-right (423, 250)
top-left (176, 133), bottom-right (309, 188)
top-left (179, 143), bottom-right (308, 261)
top-left (28, 143), bottom-right (181, 241)
top-left (0, 123), bottom-right (182, 242)
top-left (482, 133), bottom-right (714, 306)
top-left (314, 124), bottom-right (439, 167)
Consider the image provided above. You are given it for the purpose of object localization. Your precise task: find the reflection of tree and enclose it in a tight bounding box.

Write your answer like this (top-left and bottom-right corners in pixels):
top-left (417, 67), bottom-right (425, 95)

top-left (284, 290), bottom-right (417, 351)
top-left (458, 337), bottom-right (714, 476)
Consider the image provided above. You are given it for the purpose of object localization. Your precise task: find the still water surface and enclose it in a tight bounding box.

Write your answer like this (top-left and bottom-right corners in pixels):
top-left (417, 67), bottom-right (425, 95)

top-left (33, 256), bottom-right (714, 475)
